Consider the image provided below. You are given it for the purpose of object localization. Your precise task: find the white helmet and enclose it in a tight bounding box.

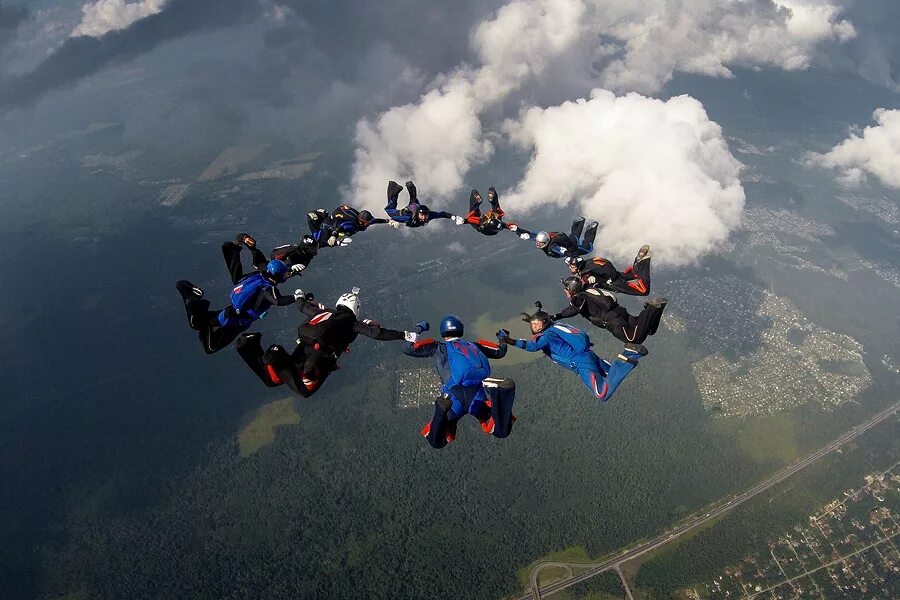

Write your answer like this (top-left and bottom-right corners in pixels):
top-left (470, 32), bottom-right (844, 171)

top-left (336, 287), bottom-right (361, 317)
top-left (535, 231), bottom-right (550, 247)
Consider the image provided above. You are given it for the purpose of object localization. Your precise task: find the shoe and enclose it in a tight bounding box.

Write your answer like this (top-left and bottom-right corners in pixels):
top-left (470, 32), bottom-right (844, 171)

top-left (176, 280), bottom-right (204, 300)
top-left (235, 233), bottom-right (256, 247)
top-left (405, 180), bottom-right (418, 201)
top-left (623, 342), bottom-right (648, 356)
top-left (635, 244), bottom-right (650, 262)
top-left (645, 296), bottom-right (667, 309)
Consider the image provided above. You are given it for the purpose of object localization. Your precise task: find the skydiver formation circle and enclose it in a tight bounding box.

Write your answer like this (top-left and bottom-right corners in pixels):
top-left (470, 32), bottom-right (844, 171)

top-left (176, 180), bottom-right (668, 449)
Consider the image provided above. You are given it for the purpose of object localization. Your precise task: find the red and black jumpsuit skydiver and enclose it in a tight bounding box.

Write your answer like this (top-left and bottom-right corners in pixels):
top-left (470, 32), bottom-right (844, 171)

top-left (385, 180), bottom-right (464, 227)
top-left (567, 244), bottom-right (651, 296)
top-left (532, 217), bottom-right (599, 259)
top-left (464, 187), bottom-right (532, 239)
top-left (306, 204), bottom-right (390, 247)
top-left (234, 289), bottom-right (422, 398)
top-left (402, 315), bottom-right (516, 449)
top-left (553, 277), bottom-right (667, 345)
top-left (175, 234), bottom-right (297, 354)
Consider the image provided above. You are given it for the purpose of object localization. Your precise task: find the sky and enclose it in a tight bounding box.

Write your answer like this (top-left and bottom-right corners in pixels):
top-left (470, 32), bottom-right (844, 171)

top-left (0, 0), bottom-right (898, 265)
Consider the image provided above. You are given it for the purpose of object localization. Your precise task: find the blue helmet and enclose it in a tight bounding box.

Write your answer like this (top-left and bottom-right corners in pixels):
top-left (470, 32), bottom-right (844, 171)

top-left (266, 259), bottom-right (289, 282)
top-left (440, 315), bottom-right (464, 338)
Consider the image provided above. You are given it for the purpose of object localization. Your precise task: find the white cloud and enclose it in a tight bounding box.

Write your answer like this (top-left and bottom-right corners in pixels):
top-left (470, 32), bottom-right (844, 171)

top-left (350, 0), bottom-right (585, 204)
top-left (594, 0), bottom-right (856, 94)
top-left (808, 108), bottom-right (900, 189)
top-left (72, 0), bottom-right (168, 38)
top-left (503, 90), bottom-right (745, 267)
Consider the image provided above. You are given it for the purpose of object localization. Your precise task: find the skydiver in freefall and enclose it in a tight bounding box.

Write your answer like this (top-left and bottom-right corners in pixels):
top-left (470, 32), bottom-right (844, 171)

top-left (269, 234), bottom-right (319, 277)
top-left (498, 303), bottom-right (646, 403)
top-left (566, 244), bottom-right (652, 296)
top-left (306, 204), bottom-right (391, 248)
top-left (402, 315), bottom-right (516, 449)
top-left (527, 217), bottom-right (598, 259)
top-left (385, 180), bottom-right (466, 228)
top-left (235, 287), bottom-right (424, 398)
top-left (176, 234), bottom-right (299, 354)
top-left (464, 187), bottom-right (532, 239)
top-left (553, 277), bottom-right (667, 345)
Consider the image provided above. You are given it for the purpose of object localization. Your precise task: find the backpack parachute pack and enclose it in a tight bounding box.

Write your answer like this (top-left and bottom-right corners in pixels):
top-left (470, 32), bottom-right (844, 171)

top-left (549, 323), bottom-right (592, 355)
top-left (218, 273), bottom-right (272, 327)
top-left (443, 340), bottom-right (491, 388)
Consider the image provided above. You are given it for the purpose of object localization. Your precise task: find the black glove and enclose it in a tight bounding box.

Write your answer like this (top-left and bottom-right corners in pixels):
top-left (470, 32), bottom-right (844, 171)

top-left (550, 313), bottom-right (562, 322)
top-left (496, 329), bottom-right (513, 345)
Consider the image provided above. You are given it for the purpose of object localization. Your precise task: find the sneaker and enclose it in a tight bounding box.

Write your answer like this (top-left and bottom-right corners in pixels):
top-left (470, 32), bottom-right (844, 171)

top-left (644, 296), bottom-right (667, 308)
top-left (623, 342), bottom-right (648, 356)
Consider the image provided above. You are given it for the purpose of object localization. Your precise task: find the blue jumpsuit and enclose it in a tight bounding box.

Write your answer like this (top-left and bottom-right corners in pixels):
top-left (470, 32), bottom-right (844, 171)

top-left (403, 338), bottom-right (515, 448)
top-left (513, 324), bottom-right (640, 403)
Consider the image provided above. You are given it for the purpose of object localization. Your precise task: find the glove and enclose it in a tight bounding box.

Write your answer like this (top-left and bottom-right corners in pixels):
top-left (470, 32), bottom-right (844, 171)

top-left (452, 215), bottom-right (466, 225)
top-left (519, 233), bottom-right (530, 240)
top-left (404, 331), bottom-right (418, 343)
top-left (326, 235), bottom-right (338, 247)
top-left (388, 220), bottom-right (401, 229)
top-left (508, 224), bottom-right (518, 232)
top-left (550, 313), bottom-right (562, 322)
top-left (496, 329), bottom-right (513, 344)
top-left (291, 263), bottom-right (306, 274)
top-left (338, 237), bottom-right (353, 247)
top-left (293, 289), bottom-right (305, 301)
top-left (415, 320), bottom-right (430, 333)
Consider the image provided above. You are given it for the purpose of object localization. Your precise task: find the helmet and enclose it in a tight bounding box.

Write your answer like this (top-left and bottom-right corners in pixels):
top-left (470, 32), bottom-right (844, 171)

top-left (566, 256), bottom-right (585, 271)
top-left (535, 231), bottom-right (550, 247)
top-left (266, 259), bottom-right (290, 282)
top-left (439, 315), bottom-right (464, 338)
top-left (529, 310), bottom-right (553, 333)
top-left (358, 210), bottom-right (374, 225)
top-left (336, 288), bottom-right (361, 317)
top-left (562, 276), bottom-right (584, 295)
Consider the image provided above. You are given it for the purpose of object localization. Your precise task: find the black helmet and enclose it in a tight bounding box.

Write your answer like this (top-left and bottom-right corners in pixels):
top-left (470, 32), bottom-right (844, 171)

top-left (562, 276), bottom-right (583, 295)
top-left (520, 301), bottom-right (552, 333)
top-left (567, 256), bottom-right (585, 271)
top-left (358, 209), bottom-right (374, 225)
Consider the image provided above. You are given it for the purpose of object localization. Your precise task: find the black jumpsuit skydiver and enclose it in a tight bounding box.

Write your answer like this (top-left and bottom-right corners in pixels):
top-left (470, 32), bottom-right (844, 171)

top-left (575, 255), bottom-right (651, 296)
top-left (235, 297), bottom-right (408, 397)
top-left (177, 239), bottom-right (297, 354)
top-left (554, 288), bottom-right (666, 345)
top-left (385, 180), bottom-right (457, 227)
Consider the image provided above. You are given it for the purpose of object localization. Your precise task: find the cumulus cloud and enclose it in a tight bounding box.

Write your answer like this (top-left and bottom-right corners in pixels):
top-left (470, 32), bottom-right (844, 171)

top-left (72, 0), bottom-right (168, 38)
top-left (503, 90), bottom-right (745, 267)
top-left (351, 0), bottom-right (585, 203)
top-left (808, 108), bottom-right (900, 189)
top-left (594, 0), bottom-right (856, 93)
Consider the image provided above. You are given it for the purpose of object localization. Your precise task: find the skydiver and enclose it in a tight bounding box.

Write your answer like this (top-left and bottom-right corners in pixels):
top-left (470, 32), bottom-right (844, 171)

top-left (385, 180), bottom-right (466, 228)
top-left (402, 315), bottom-right (516, 449)
top-left (176, 233), bottom-right (298, 354)
top-left (530, 217), bottom-right (598, 259)
top-left (566, 244), bottom-right (651, 296)
top-left (554, 277), bottom-right (667, 345)
top-left (235, 287), bottom-right (424, 398)
top-left (498, 304), bottom-right (646, 404)
top-left (269, 234), bottom-right (319, 277)
top-left (307, 204), bottom-right (390, 247)
top-left (464, 187), bottom-right (532, 239)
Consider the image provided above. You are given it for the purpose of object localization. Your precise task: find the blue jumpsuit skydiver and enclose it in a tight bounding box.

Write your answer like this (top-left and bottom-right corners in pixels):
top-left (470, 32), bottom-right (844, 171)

top-left (403, 315), bottom-right (516, 449)
top-left (385, 180), bottom-right (463, 228)
top-left (498, 308), bottom-right (646, 404)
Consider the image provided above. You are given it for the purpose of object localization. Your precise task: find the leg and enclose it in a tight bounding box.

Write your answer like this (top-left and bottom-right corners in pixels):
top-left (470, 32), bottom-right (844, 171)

top-left (386, 181), bottom-right (403, 220)
top-left (482, 377), bottom-right (516, 439)
top-left (421, 395), bottom-right (460, 449)
top-left (176, 280), bottom-right (205, 330)
top-left (221, 241), bottom-right (245, 284)
top-left (487, 187), bottom-right (501, 213)
top-left (570, 217), bottom-right (585, 240)
top-left (235, 333), bottom-right (282, 387)
top-left (201, 321), bottom-right (245, 354)
top-left (469, 189), bottom-right (483, 217)
top-left (405, 180), bottom-right (418, 202)
top-left (618, 246), bottom-right (651, 296)
top-left (576, 351), bottom-right (638, 404)
top-left (582, 221), bottom-right (598, 245)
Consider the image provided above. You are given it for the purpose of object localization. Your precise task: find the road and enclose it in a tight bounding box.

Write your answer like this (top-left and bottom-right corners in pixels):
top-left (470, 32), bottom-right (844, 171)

top-left (520, 401), bottom-right (900, 600)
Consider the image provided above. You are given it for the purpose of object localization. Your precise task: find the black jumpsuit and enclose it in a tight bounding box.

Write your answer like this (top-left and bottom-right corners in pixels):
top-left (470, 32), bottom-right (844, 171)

top-left (554, 288), bottom-right (664, 344)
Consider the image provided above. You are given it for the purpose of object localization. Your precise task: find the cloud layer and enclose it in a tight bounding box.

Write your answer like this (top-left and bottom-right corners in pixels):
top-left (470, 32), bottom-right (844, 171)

top-left (809, 108), bottom-right (900, 189)
top-left (504, 90), bottom-right (745, 266)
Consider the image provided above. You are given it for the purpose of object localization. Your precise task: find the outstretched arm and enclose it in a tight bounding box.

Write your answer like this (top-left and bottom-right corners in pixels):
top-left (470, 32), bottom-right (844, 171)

top-left (403, 338), bottom-right (439, 358)
top-left (497, 330), bottom-right (551, 352)
top-left (476, 339), bottom-right (508, 359)
top-left (353, 319), bottom-right (405, 341)
top-left (426, 210), bottom-right (455, 220)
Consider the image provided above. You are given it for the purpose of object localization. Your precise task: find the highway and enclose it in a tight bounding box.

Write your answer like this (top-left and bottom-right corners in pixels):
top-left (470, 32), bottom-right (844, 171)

top-left (520, 401), bottom-right (900, 600)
